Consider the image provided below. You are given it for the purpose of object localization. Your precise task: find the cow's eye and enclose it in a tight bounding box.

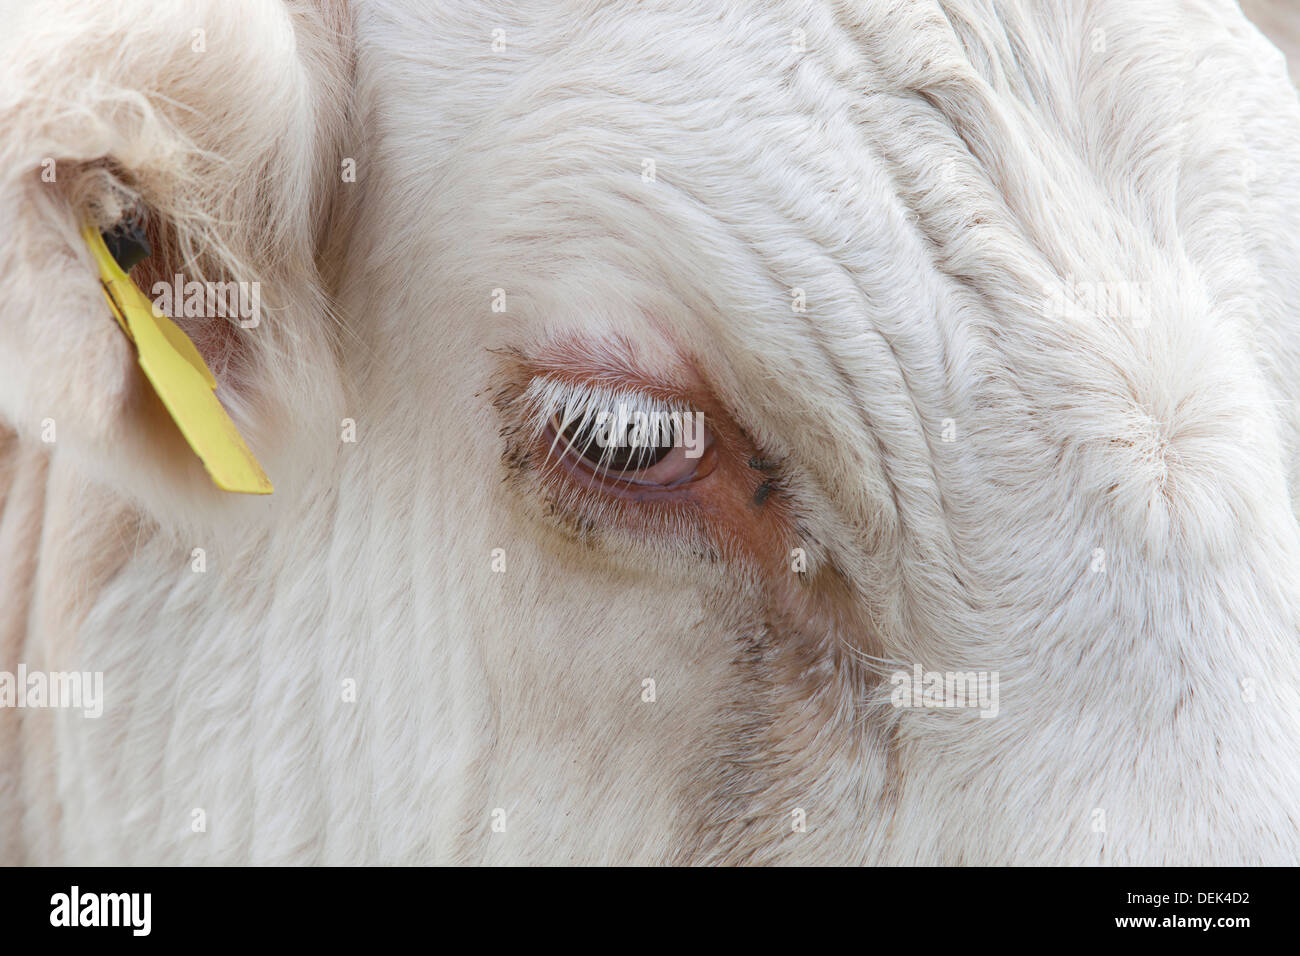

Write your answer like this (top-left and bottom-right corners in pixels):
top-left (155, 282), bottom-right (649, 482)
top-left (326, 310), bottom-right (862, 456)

top-left (547, 411), bottom-right (711, 487)
top-left (553, 413), bottom-right (675, 472)
top-left (525, 378), bottom-right (716, 491)
top-left (507, 360), bottom-right (788, 561)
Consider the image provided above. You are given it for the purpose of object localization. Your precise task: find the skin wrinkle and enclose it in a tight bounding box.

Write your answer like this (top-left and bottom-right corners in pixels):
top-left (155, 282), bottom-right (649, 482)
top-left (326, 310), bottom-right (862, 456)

top-left (758, 209), bottom-right (969, 649)
top-left (793, 308), bottom-right (906, 528)
top-left (585, 169), bottom-right (918, 566)
top-left (876, 93), bottom-right (1055, 316)
top-left (643, 159), bottom-right (918, 562)
top-left (858, 54), bottom-right (1221, 567)
top-left (681, 19), bottom-right (971, 552)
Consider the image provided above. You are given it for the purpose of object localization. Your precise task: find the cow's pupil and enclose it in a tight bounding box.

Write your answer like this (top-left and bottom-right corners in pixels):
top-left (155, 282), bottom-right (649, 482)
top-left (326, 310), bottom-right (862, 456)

top-left (560, 418), bottom-right (675, 473)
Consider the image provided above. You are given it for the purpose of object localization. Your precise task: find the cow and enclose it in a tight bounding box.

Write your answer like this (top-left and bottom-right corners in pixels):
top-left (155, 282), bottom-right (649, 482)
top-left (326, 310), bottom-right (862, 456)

top-left (3, 0), bottom-right (1300, 865)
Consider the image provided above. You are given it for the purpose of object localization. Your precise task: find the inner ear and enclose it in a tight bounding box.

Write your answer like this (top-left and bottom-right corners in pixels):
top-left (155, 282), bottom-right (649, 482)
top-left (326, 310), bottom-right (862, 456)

top-left (68, 164), bottom-right (254, 391)
top-left (129, 211), bottom-right (248, 385)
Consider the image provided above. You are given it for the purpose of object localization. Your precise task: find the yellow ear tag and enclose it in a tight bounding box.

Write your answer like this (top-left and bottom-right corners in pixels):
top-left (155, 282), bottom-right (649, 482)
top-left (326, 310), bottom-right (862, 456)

top-left (82, 223), bottom-right (273, 495)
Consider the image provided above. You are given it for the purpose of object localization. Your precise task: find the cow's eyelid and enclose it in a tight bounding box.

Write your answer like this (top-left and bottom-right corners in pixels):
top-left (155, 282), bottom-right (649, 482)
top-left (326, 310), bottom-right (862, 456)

top-left (522, 378), bottom-right (695, 462)
top-left (522, 377), bottom-right (692, 437)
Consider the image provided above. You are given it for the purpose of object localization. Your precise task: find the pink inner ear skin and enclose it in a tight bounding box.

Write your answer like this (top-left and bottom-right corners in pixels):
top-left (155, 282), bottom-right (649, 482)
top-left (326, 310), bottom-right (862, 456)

top-left (127, 216), bottom-right (252, 395)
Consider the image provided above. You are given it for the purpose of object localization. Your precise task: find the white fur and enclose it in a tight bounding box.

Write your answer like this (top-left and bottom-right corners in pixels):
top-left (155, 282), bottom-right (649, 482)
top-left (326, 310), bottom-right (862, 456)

top-left (4, 0), bottom-right (1300, 864)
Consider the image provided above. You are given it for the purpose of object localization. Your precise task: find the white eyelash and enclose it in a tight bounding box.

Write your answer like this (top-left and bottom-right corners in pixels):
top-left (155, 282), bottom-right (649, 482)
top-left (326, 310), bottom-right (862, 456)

top-left (521, 377), bottom-right (692, 474)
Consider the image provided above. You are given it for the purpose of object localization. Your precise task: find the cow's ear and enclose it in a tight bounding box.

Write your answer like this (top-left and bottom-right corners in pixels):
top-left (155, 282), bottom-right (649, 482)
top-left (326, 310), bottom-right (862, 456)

top-left (0, 0), bottom-right (354, 523)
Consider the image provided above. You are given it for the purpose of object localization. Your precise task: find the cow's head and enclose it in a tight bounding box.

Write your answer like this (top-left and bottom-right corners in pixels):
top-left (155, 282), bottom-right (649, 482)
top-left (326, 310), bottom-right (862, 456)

top-left (6, 0), bottom-right (1300, 863)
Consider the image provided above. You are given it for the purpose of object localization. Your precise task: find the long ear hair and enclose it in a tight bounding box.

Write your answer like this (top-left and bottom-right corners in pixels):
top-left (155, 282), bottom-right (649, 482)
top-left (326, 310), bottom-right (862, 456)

top-left (0, 0), bottom-right (355, 531)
